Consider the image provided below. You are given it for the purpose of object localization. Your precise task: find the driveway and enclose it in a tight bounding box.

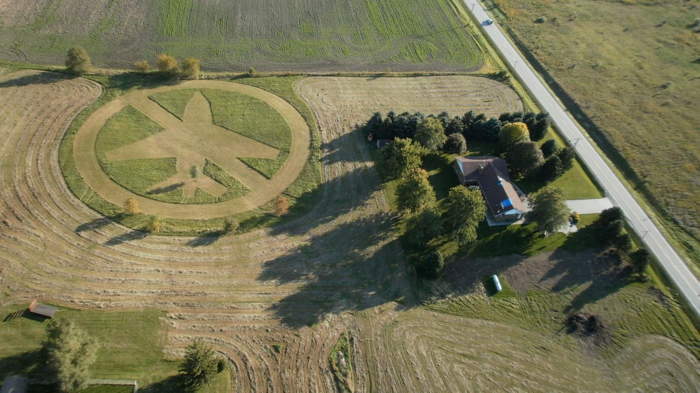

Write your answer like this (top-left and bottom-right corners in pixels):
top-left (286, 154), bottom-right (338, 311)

top-left (566, 198), bottom-right (614, 215)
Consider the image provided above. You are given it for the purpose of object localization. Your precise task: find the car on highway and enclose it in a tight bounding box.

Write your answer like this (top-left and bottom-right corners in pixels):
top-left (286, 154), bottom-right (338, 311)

top-left (482, 19), bottom-right (494, 26)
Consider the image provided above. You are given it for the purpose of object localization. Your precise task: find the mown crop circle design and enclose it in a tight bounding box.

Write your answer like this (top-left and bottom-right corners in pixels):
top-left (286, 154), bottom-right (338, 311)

top-left (72, 81), bottom-right (310, 220)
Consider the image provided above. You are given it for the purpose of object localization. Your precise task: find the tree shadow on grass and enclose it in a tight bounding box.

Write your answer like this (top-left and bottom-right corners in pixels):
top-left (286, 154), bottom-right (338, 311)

top-left (75, 217), bottom-right (113, 233)
top-left (104, 230), bottom-right (148, 246)
top-left (186, 232), bottom-right (224, 247)
top-left (0, 71), bottom-right (70, 88)
top-left (259, 212), bottom-right (410, 328)
top-left (138, 375), bottom-right (187, 393)
top-left (0, 350), bottom-right (45, 378)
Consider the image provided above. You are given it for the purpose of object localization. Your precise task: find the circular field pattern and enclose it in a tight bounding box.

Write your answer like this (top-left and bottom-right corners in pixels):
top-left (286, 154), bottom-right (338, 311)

top-left (72, 81), bottom-right (310, 220)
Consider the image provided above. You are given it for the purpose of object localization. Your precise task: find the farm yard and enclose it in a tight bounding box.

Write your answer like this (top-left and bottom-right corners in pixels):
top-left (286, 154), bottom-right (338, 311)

top-left (483, 0), bottom-right (700, 272)
top-left (0, 0), bottom-right (488, 72)
top-left (0, 66), bottom-right (697, 392)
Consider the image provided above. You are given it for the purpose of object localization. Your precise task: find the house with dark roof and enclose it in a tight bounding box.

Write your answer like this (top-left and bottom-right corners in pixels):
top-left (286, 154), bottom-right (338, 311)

top-left (453, 156), bottom-right (527, 223)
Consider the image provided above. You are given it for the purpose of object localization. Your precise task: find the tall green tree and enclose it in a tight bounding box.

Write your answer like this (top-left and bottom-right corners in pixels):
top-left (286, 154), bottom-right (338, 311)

top-left (382, 138), bottom-right (423, 179)
top-left (65, 47), bottom-right (92, 75)
top-left (44, 319), bottom-right (99, 393)
top-left (507, 141), bottom-right (544, 178)
top-left (499, 122), bottom-right (530, 152)
top-left (396, 169), bottom-right (436, 213)
top-left (180, 340), bottom-right (219, 391)
top-left (444, 133), bottom-right (467, 154)
top-left (404, 207), bottom-right (443, 248)
top-left (527, 186), bottom-right (570, 234)
top-left (442, 186), bottom-right (486, 237)
top-left (414, 117), bottom-right (447, 151)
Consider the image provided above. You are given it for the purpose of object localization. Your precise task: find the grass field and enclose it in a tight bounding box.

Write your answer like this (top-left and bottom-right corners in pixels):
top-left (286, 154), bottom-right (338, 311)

top-left (0, 0), bottom-right (487, 72)
top-left (0, 306), bottom-right (178, 389)
top-left (484, 0), bottom-right (700, 272)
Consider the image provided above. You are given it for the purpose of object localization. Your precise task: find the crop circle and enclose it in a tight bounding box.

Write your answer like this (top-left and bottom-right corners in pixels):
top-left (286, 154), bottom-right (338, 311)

top-left (70, 81), bottom-right (310, 220)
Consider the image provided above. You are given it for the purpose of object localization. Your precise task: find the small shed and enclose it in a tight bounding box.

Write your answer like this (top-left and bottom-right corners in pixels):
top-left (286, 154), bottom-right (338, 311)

top-left (28, 299), bottom-right (58, 318)
top-left (1, 375), bottom-right (27, 393)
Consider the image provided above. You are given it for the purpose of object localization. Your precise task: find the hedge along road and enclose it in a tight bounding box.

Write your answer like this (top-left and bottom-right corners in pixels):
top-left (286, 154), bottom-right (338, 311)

top-left (462, 0), bottom-right (700, 316)
top-left (73, 80), bottom-right (310, 220)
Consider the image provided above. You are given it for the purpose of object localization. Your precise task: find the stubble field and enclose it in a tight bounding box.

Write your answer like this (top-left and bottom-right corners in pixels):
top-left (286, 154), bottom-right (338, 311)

top-left (0, 70), bottom-right (697, 392)
top-left (0, 0), bottom-right (487, 72)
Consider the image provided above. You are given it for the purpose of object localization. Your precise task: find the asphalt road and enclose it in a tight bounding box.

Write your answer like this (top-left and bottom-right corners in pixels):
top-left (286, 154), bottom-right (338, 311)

top-left (462, 0), bottom-right (700, 316)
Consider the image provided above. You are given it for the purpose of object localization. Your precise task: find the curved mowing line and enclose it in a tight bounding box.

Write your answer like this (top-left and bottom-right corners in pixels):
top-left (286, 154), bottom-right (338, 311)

top-left (72, 81), bottom-right (310, 220)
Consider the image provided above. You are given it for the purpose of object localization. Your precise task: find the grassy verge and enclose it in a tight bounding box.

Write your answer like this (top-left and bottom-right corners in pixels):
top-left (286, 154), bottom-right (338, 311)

top-left (149, 89), bottom-right (198, 119)
top-left (0, 306), bottom-right (178, 390)
top-left (58, 73), bottom-right (321, 236)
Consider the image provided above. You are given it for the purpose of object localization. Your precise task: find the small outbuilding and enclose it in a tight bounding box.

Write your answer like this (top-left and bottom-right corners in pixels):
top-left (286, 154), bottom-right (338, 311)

top-left (28, 299), bottom-right (58, 318)
top-left (489, 274), bottom-right (503, 293)
top-left (1, 375), bottom-right (27, 393)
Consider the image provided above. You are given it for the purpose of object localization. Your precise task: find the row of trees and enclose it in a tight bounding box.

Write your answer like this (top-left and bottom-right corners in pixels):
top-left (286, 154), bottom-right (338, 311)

top-left (365, 110), bottom-right (550, 146)
top-left (591, 207), bottom-right (651, 280)
top-left (65, 47), bottom-right (201, 79)
top-left (43, 319), bottom-right (225, 392)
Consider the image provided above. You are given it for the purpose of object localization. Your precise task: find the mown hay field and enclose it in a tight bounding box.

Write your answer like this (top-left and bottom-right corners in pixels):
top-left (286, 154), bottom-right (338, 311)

top-left (0, 0), bottom-right (487, 71)
top-left (485, 0), bottom-right (700, 271)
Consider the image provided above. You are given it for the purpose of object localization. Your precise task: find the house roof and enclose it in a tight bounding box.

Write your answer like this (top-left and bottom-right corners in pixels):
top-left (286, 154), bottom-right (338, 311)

top-left (454, 156), bottom-right (526, 216)
top-left (28, 300), bottom-right (57, 318)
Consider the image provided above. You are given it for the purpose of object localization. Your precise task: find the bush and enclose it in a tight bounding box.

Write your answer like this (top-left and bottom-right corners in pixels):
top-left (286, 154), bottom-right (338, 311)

top-left (613, 233), bottom-right (633, 253)
top-left (558, 146), bottom-right (575, 170)
top-left (597, 207), bottom-right (623, 227)
top-left (124, 198), bottom-right (140, 215)
top-left (217, 359), bottom-right (227, 373)
top-left (541, 139), bottom-right (558, 157)
top-left (444, 133), bottom-right (467, 154)
top-left (156, 54), bottom-right (179, 77)
top-left (133, 60), bottom-right (150, 73)
top-left (223, 218), bottom-right (239, 234)
top-left (147, 216), bottom-right (163, 233)
top-left (181, 57), bottom-right (201, 80)
top-left (248, 67), bottom-right (256, 77)
top-left (65, 47), bottom-right (92, 75)
top-left (416, 250), bottom-right (444, 279)
top-left (539, 155), bottom-right (564, 183)
top-left (274, 196), bottom-right (289, 216)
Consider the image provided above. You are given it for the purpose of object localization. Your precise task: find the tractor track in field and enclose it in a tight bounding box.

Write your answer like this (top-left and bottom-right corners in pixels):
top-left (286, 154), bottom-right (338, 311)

top-left (1, 70), bottom-right (697, 393)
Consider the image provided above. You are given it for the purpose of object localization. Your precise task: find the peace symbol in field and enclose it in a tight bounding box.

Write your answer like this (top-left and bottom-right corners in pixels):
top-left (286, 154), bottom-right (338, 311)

top-left (72, 81), bottom-right (310, 220)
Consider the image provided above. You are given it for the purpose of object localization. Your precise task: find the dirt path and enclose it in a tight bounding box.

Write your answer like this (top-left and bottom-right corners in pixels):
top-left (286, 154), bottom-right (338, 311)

top-left (73, 81), bottom-right (310, 219)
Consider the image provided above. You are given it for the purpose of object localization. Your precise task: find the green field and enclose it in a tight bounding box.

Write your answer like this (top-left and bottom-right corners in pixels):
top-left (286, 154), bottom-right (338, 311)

top-left (0, 0), bottom-right (487, 71)
top-left (0, 306), bottom-right (178, 390)
top-left (485, 0), bottom-right (700, 272)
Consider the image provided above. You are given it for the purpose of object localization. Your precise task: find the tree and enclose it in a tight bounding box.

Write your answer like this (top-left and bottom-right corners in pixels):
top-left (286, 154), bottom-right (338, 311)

top-left (404, 207), bottom-right (443, 248)
top-left (156, 54), bottom-right (179, 77)
top-left (223, 218), bottom-right (238, 234)
top-left (147, 216), bottom-right (163, 233)
top-left (529, 113), bottom-right (551, 141)
top-left (396, 169), bottom-right (436, 213)
top-left (382, 138), bottom-right (423, 179)
top-left (455, 224), bottom-right (478, 247)
top-left (444, 133), bottom-right (467, 154)
top-left (541, 139), bottom-right (558, 158)
top-left (416, 250), bottom-right (444, 279)
top-left (124, 198), bottom-right (140, 215)
top-left (414, 117), bottom-right (447, 151)
top-left (442, 186), bottom-right (486, 234)
top-left (558, 146), bottom-right (575, 170)
top-left (445, 118), bottom-right (464, 135)
top-left (597, 207), bottom-right (623, 227)
top-left (528, 186), bottom-right (570, 234)
top-left (539, 155), bottom-right (564, 183)
top-left (180, 340), bottom-right (219, 391)
top-left (499, 122), bottom-right (530, 152)
top-left (44, 319), bottom-right (98, 393)
top-left (133, 60), bottom-right (150, 73)
top-left (274, 196), bottom-right (289, 216)
top-left (181, 57), bottom-right (201, 80)
top-left (629, 249), bottom-right (651, 275)
top-left (65, 47), bottom-right (92, 75)
top-left (247, 67), bottom-right (256, 77)
top-left (507, 141), bottom-right (544, 178)
top-left (612, 233), bottom-right (633, 253)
